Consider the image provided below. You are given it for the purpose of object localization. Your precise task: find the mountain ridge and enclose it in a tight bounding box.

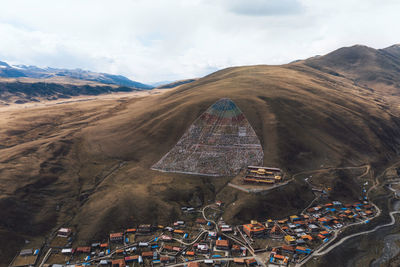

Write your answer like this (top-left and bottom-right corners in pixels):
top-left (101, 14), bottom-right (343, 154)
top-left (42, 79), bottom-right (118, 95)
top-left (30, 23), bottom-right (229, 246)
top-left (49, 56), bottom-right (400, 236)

top-left (0, 60), bottom-right (153, 89)
top-left (0, 60), bottom-right (155, 105)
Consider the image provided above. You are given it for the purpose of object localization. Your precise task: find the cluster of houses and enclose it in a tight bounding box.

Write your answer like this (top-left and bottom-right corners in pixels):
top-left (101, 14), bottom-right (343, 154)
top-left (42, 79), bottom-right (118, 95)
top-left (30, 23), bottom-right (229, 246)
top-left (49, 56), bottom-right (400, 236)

top-left (17, 207), bottom-right (260, 267)
top-left (243, 166), bottom-right (283, 185)
top-left (258, 200), bottom-right (375, 265)
top-left (10, 198), bottom-right (376, 267)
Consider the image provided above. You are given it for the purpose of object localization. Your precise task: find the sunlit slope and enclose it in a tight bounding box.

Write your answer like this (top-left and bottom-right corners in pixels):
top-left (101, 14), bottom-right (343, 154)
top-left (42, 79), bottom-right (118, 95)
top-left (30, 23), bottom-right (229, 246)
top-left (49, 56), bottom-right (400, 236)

top-left (2, 63), bottom-right (400, 265)
top-left (303, 44), bottom-right (400, 113)
top-left (85, 64), bottom-right (400, 171)
top-left (74, 63), bottom-right (400, 238)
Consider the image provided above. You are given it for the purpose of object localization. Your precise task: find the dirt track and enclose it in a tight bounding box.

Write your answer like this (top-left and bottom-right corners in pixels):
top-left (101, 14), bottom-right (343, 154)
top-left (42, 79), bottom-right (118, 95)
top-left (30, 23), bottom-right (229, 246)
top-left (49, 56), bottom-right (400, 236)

top-left (296, 162), bottom-right (400, 266)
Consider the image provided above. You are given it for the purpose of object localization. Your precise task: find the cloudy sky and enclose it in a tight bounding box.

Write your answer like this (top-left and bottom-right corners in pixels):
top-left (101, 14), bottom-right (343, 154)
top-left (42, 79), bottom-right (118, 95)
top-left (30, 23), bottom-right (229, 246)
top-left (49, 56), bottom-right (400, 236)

top-left (1, 0), bottom-right (400, 83)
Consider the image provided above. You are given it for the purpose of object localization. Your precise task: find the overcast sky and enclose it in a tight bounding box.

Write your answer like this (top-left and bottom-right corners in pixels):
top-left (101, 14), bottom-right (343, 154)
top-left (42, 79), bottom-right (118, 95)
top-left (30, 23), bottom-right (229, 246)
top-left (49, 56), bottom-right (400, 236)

top-left (1, 0), bottom-right (400, 83)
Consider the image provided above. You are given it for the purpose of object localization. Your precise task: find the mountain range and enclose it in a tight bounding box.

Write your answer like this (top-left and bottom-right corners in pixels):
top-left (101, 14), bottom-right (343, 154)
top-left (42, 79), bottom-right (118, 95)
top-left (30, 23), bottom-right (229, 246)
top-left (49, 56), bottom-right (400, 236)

top-left (0, 61), bottom-right (156, 105)
top-left (0, 61), bottom-right (153, 89)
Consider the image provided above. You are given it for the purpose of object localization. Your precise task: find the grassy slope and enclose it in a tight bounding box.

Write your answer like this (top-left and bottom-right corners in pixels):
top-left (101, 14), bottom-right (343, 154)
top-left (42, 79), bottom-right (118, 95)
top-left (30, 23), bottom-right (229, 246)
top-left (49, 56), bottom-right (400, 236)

top-left (1, 63), bottom-right (400, 264)
top-left (303, 45), bottom-right (400, 114)
top-left (156, 78), bottom-right (198, 89)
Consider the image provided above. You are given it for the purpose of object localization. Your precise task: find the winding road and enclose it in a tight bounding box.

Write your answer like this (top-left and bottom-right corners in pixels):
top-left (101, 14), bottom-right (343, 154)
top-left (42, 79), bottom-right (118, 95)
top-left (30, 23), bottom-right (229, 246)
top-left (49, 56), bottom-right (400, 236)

top-left (73, 234), bottom-right (159, 265)
top-left (314, 210), bottom-right (400, 257)
top-left (202, 204), bottom-right (266, 267)
top-left (50, 163), bottom-right (399, 267)
top-left (201, 204), bottom-right (219, 229)
top-left (295, 162), bottom-right (400, 266)
top-left (172, 230), bottom-right (208, 246)
top-left (165, 256), bottom-right (256, 267)
top-left (38, 248), bottom-right (52, 267)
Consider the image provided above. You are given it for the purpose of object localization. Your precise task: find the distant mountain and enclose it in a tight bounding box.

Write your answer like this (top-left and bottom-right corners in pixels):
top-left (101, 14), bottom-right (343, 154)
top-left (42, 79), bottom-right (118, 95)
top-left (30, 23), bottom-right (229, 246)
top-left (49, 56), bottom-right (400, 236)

top-left (0, 61), bottom-right (10, 67)
top-left (0, 61), bottom-right (27, 78)
top-left (0, 82), bottom-right (136, 105)
top-left (0, 61), bottom-right (153, 89)
top-left (383, 44), bottom-right (400, 58)
top-left (156, 78), bottom-right (197, 89)
top-left (0, 60), bottom-right (156, 105)
top-left (303, 44), bottom-right (400, 92)
top-left (301, 44), bottom-right (400, 113)
top-left (150, 80), bottom-right (173, 87)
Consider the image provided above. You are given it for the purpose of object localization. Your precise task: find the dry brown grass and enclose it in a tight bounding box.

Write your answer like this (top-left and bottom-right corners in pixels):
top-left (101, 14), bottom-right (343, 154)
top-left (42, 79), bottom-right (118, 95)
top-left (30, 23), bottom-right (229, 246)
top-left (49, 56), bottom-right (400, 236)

top-left (1, 63), bottom-right (400, 265)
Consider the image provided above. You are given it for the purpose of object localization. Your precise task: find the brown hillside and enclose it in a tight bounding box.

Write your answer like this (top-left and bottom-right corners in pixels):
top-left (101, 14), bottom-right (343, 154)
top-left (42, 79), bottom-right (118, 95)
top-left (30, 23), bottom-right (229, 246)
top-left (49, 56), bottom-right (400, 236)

top-left (303, 44), bottom-right (400, 113)
top-left (156, 78), bottom-right (197, 89)
top-left (1, 61), bottom-right (400, 264)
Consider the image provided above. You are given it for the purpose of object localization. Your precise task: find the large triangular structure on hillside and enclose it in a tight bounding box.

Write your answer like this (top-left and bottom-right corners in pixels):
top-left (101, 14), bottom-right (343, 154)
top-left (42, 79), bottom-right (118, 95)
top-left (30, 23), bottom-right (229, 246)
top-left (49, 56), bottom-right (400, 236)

top-left (152, 98), bottom-right (264, 176)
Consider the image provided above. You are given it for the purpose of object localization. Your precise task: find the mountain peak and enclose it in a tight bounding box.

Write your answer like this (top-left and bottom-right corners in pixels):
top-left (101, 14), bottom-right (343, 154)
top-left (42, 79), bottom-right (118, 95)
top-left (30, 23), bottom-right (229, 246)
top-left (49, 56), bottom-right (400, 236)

top-left (302, 43), bottom-right (400, 97)
top-left (303, 44), bottom-right (378, 74)
top-left (0, 61), bottom-right (10, 68)
top-left (382, 44), bottom-right (400, 58)
top-left (385, 43), bottom-right (400, 48)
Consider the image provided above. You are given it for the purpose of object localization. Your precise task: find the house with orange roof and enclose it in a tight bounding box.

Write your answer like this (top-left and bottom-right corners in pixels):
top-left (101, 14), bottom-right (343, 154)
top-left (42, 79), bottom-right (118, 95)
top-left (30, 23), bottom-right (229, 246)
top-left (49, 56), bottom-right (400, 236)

top-left (301, 234), bottom-right (313, 241)
top-left (317, 234), bottom-right (326, 239)
top-left (318, 217), bottom-right (329, 223)
top-left (243, 222), bottom-right (266, 238)
top-left (188, 262), bottom-right (200, 267)
top-left (216, 239), bottom-right (229, 250)
top-left (142, 251), bottom-right (153, 258)
top-left (186, 251), bottom-right (195, 256)
top-left (281, 245), bottom-right (295, 254)
top-left (234, 258), bottom-right (246, 264)
top-left (111, 259), bottom-right (125, 267)
top-left (76, 247), bottom-right (91, 253)
top-left (110, 232), bottom-right (123, 243)
top-left (232, 244), bottom-right (240, 251)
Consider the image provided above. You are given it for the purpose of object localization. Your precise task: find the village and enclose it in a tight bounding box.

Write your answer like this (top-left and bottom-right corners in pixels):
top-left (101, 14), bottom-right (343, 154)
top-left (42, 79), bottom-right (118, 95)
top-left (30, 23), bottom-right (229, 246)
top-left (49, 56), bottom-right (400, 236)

top-left (9, 167), bottom-right (377, 267)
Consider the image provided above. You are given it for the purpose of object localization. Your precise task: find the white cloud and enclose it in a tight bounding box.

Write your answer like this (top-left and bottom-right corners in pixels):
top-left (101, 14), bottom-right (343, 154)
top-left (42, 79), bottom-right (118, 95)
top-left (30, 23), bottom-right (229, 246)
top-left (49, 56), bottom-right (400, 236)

top-left (0, 0), bottom-right (400, 83)
top-left (224, 0), bottom-right (303, 16)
